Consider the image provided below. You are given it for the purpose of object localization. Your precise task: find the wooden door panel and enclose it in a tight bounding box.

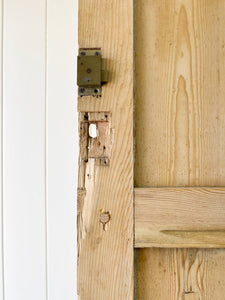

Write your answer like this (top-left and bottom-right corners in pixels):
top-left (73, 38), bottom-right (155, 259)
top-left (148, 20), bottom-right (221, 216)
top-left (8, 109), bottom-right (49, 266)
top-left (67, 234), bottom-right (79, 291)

top-left (136, 248), bottom-right (225, 300)
top-left (78, 0), bottom-right (225, 298)
top-left (135, 0), bottom-right (225, 299)
top-left (135, 0), bottom-right (225, 187)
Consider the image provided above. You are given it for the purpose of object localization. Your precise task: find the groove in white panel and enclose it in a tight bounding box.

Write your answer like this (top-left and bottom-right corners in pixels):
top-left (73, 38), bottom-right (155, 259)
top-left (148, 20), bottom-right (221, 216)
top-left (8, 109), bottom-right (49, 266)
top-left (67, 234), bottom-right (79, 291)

top-left (44, 0), bottom-right (48, 299)
top-left (0, 0), bottom-right (4, 298)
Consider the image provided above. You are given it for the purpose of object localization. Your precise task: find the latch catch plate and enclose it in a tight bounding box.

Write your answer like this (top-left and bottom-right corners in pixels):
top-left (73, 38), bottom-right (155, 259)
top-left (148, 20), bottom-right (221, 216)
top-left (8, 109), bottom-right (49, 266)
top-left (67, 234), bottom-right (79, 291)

top-left (79, 112), bottom-right (112, 166)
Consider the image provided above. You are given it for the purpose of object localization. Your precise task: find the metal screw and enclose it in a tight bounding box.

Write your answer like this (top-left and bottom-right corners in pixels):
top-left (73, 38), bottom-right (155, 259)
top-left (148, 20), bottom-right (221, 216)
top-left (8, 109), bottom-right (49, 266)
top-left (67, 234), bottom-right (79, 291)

top-left (84, 113), bottom-right (88, 120)
top-left (79, 87), bottom-right (85, 94)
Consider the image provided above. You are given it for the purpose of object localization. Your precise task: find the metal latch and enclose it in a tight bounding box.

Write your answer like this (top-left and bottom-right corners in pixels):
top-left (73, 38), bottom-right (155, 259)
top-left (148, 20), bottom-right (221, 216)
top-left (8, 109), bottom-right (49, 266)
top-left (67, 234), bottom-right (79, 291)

top-left (77, 49), bottom-right (108, 97)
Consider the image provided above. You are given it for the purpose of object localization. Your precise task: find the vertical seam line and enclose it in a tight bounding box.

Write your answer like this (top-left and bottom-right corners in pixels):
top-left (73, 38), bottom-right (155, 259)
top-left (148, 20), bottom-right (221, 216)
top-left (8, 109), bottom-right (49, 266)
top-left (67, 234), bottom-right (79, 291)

top-left (45, 0), bottom-right (48, 299)
top-left (1, 0), bottom-right (5, 298)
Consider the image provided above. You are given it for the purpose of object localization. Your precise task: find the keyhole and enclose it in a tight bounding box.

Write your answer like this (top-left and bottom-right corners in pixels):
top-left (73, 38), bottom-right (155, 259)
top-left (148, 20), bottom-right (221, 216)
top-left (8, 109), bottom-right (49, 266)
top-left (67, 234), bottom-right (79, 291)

top-left (89, 123), bottom-right (97, 138)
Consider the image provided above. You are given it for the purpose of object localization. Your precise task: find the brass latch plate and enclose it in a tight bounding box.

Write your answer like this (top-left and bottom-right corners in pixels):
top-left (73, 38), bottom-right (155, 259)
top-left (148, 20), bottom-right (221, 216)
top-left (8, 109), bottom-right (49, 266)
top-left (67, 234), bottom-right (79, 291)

top-left (79, 112), bottom-right (112, 166)
top-left (77, 49), bottom-right (108, 97)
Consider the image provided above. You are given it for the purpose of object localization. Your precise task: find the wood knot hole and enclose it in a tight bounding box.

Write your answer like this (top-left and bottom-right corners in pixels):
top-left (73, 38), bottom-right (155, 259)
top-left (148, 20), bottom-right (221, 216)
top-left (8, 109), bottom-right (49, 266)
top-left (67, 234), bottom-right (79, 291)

top-left (99, 211), bottom-right (110, 231)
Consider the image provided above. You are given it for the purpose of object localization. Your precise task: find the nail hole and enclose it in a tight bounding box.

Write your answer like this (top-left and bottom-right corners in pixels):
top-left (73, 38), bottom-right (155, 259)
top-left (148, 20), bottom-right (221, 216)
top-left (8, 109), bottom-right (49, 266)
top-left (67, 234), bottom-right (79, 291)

top-left (89, 123), bottom-right (97, 138)
top-left (94, 89), bottom-right (99, 93)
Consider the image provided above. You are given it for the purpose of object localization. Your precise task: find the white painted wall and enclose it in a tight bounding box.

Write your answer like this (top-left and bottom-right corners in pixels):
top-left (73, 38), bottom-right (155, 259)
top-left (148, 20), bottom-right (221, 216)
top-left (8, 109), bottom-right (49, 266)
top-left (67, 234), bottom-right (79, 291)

top-left (0, 0), bottom-right (78, 299)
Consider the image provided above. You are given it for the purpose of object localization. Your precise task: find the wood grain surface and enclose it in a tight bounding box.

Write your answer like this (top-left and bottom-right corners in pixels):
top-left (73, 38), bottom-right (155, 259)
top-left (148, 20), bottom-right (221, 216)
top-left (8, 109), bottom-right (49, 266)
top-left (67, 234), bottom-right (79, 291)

top-left (136, 248), bottom-right (225, 300)
top-left (77, 0), bottom-right (133, 299)
top-left (135, 0), bottom-right (225, 187)
top-left (135, 0), bottom-right (225, 299)
top-left (135, 188), bottom-right (225, 248)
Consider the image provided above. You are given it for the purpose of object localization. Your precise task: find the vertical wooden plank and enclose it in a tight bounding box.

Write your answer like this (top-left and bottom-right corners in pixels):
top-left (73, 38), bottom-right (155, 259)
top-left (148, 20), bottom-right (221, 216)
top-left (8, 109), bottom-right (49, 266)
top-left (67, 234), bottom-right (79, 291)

top-left (46, 0), bottom-right (77, 299)
top-left (3, 0), bottom-right (47, 298)
top-left (0, 0), bottom-right (3, 298)
top-left (77, 0), bottom-right (134, 299)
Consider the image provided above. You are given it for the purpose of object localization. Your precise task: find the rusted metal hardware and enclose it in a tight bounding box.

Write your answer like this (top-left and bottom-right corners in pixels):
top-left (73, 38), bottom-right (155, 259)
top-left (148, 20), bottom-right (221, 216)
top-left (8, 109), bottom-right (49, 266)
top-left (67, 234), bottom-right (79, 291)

top-left (79, 112), bottom-right (112, 166)
top-left (77, 49), bottom-right (108, 97)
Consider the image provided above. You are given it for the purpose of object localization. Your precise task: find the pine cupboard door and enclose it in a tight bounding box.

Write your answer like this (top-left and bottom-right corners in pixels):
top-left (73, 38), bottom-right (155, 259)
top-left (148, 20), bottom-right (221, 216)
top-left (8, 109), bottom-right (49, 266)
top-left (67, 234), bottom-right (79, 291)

top-left (77, 1), bottom-right (225, 300)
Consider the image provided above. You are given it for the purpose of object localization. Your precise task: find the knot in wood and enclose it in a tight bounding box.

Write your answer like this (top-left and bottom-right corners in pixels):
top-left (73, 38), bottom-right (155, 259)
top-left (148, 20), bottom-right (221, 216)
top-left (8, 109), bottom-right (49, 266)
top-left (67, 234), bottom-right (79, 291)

top-left (99, 212), bottom-right (110, 225)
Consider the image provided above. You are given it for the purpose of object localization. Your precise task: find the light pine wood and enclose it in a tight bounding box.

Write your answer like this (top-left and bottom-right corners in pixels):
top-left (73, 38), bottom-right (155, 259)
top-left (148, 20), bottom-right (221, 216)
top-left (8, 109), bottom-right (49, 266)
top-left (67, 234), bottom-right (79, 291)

top-left (135, 0), bottom-right (225, 187)
top-left (135, 188), bottom-right (225, 248)
top-left (77, 0), bottom-right (133, 299)
top-left (136, 248), bottom-right (225, 300)
top-left (135, 0), bottom-right (225, 299)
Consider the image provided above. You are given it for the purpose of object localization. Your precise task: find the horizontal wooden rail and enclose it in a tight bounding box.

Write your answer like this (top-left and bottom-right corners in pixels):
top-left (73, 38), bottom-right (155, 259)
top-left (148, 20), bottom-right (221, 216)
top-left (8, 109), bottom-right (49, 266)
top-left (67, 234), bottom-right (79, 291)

top-left (135, 187), bottom-right (225, 248)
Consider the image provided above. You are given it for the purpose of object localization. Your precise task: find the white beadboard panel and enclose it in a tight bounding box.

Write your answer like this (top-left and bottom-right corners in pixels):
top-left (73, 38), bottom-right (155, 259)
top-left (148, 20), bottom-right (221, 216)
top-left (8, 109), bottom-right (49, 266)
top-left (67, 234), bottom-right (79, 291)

top-left (46, 0), bottom-right (77, 298)
top-left (3, 0), bottom-right (47, 299)
top-left (0, 0), bottom-right (3, 298)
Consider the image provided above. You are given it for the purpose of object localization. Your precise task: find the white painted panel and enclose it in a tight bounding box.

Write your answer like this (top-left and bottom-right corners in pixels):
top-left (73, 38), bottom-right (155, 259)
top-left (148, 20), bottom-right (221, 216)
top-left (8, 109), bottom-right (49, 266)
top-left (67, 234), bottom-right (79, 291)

top-left (0, 0), bottom-right (3, 298)
top-left (47, 0), bottom-right (77, 298)
top-left (3, 0), bottom-right (47, 299)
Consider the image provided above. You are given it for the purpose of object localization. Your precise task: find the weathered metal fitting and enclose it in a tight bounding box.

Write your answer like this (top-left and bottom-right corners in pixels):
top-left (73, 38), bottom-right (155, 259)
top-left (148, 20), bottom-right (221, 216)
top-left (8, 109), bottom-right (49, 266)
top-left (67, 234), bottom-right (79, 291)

top-left (79, 112), bottom-right (112, 166)
top-left (77, 48), bottom-right (108, 97)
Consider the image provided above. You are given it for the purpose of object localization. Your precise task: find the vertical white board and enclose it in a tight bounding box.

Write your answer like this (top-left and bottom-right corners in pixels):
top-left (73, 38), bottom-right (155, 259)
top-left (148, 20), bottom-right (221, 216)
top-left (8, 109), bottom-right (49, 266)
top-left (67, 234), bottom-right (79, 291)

top-left (0, 0), bottom-right (3, 298)
top-left (47, 0), bottom-right (77, 299)
top-left (3, 0), bottom-right (47, 299)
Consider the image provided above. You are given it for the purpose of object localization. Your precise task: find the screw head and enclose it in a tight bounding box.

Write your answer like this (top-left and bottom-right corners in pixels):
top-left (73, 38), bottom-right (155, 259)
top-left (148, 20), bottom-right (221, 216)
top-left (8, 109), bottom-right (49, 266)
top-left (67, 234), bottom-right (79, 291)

top-left (79, 87), bottom-right (85, 94)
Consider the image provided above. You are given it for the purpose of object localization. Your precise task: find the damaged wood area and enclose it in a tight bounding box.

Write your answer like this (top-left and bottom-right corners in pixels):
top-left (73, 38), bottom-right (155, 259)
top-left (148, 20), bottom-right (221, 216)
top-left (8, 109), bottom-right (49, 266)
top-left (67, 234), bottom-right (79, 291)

top-left (77, 159), bottom-right (96, 258)
top-left (77, 112), bottom-right (113, 258)
top-left (79, 112), bottom-right (112, 166)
